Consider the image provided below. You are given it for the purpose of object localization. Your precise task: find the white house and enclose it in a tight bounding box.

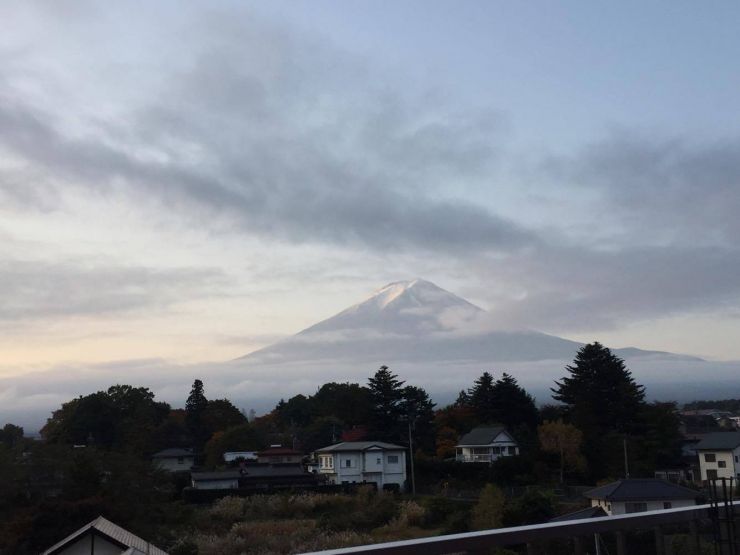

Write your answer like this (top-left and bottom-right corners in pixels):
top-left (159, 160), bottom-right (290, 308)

top-left (224, 451), bottom-right (258, 463)
top-left (455, 426), bottom-right (519, 463)
top-left (151, 447), bottom-right (195, 472)
top-left (695, 432), bottom-right (740, 482)
top-left (314, 441), bottom-right (407, 490)
top-left (41, 515), bottom-right (168, 555)
top-left (585, 479), bottom-right (699, 515)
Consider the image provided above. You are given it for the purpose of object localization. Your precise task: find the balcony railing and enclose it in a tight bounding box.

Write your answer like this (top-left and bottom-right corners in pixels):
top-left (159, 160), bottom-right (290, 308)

top-left (455, 454), bottom-right (496, 463)
top-left (300, 502), bottom-right (740, 555)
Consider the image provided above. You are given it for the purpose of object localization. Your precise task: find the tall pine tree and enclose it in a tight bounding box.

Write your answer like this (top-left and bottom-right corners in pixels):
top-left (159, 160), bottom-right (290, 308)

top-left (367, 366), bottom-right (405, 441)
top-left (490, 373), bottom-right (539, 432)
top-left (552, 342), bottom-right (646, 478)
top-left (468, 371), bottom-right (496, 424)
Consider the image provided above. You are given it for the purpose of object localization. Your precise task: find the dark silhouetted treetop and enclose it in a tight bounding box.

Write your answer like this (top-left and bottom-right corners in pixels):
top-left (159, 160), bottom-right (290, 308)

top-left (552, 342), bottom-right (645, 435)
top-left (491, 373), bottom-right (539, 431)
top-left (468, 371), bottom-right (496, 424)
top-left (367, 365), bottom-right (406, 441)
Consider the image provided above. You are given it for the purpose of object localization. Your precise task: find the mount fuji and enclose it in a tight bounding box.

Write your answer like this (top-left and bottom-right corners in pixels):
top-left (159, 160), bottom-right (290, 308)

top-left (238, 279), bottom-right (697, 365)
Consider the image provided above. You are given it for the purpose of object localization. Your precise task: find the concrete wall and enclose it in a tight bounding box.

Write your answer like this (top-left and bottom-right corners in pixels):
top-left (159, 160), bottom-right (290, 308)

top-left (699, 448), bottom-right (739, 481)
top-left (591, 498), bottom-right (695, 516)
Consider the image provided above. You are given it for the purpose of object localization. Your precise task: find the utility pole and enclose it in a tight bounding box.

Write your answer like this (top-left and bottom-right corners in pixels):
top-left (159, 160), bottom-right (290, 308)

top-left (408, 419), bottom-right (416, 495)
top-left (623, 438), bottom-right (630, 479)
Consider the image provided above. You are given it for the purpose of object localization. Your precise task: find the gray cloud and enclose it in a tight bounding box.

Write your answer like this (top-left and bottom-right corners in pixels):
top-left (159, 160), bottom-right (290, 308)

top-left (0, 13), bottom-right (527, 256)
top-left (0, 259), bottom-right (225, 324)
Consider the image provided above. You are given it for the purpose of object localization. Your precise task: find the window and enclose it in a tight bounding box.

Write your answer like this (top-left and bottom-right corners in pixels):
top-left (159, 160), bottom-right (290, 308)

top-left (388, 455), bottom-right (399, 464)
top-left (718, 461), bottom-right (727, 468)
top-left (376, 457), bottom-right (381, 464)
top-left (625, 502), bottom-right (648, 513)
top-left (177, 457), bottom-right (184, 464)
top-left (344, 459), bottom-right (352, 468)
top-left (735, 456), bottom-right (739, 463)
top-left (663, 502), bottom-right (672, 509)
top-left (491, 446), bottom-right (502, 454)
top-left (707, 469), bottom-right (718, 480)
top-left (508, 446), bottom-right (517, 455)
top-left (705, 453), bottom-right (716, 463)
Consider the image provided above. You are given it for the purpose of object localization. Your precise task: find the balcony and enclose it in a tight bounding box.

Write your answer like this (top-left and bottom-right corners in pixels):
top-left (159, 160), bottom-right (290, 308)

top-left (300, 501), bottom-right (740, 555)
top-left (455, 454), bottom-right (497, 463)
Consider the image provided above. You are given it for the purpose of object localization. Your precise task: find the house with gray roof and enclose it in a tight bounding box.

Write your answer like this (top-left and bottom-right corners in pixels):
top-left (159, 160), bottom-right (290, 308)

top-left (314, 441), bottom-right (407, 491)
top-left (455, 426), bottom-right (519, 463)
top-left (695, 431), bottom-right (740, 482)
top-left (151, 447), bottom-right (195, 472)
top-left (41, 515), bottom-right (168, 555)
top-left (584, 478), bottom-right (700, 515)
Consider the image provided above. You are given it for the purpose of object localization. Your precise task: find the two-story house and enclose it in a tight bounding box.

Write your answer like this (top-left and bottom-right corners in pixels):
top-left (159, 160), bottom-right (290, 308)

top-left (314, 441), bottom-right (407, 491)
top-left (695, 431), bottom-right (740, 482)
top-left (455, 426), bottom-right (519, 463)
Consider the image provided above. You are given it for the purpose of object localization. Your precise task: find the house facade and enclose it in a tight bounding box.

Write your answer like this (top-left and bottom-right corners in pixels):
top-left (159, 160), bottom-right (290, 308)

top-left (455, 426), bottom-right (519, 463)
top-left (315, 441), bottom-right (406, 490)
top-left (695, 431), bottom-right (740, 482)
top-left (585, 479), bottom-right (699, 516)
top-left (151, 447), bottom-right (195, 472)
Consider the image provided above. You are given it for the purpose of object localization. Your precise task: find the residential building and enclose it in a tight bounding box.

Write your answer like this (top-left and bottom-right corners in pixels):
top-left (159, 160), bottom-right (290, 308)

top-left (191, 469), bottom-right (241, 490)
top-left (257, 446), bottom-right (303, 463)
top-left (585, 478), bottom-right (700, 515)
top-left (151, 447), bottom-right (195, 472)
top-left (191, 463), bottom-right (320, 490)
top-left (41, 515), bottom-right (168, 555)
top-left (695, 431), bottom-right (740, 482)
top-left (224, 450), bottom-right (258, 463)
top-left (315, 441), bottom-right (407, 490)
top-left (455, 426), bottom-right (519, 463)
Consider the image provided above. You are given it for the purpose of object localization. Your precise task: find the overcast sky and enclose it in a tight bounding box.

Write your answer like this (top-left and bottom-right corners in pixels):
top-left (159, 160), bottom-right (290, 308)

top-left (2, 0), bottom-right (740, 381)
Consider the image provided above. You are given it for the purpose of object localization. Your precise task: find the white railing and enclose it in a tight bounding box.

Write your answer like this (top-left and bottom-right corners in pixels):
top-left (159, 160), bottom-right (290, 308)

top-left (300, 502), bottom-right (740, 555)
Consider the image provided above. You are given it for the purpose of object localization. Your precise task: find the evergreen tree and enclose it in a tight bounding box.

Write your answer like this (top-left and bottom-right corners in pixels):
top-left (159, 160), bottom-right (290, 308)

top-left (552, 342), bottom-right (646, 478)
top-left (468, 371), bottom-right (496, 424)
top-left (490, 373), bottom-right (539, 432)
top-left (367, 366), bottom-right (405, 441)
top-left (185, 379), bottom-right (209, 451)
top-left (401, 385), bottom-right (436, 453)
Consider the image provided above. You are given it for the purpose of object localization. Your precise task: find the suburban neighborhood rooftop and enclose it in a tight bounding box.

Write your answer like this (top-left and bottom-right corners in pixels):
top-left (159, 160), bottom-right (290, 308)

top-left (584, 479), bottom-right (701, 502)
top-left (694, 431), bottom-right (740, 450)
top-left (457, 426), bottom-right (507, 446)
top-left (315, 441), bottom-right (406, 452)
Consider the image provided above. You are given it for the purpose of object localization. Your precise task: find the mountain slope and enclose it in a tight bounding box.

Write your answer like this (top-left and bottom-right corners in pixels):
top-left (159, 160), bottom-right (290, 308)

top-left (239, 279), bottom-right (699, 365)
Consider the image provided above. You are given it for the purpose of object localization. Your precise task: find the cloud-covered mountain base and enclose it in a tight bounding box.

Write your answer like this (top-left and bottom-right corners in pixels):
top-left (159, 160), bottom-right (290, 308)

top-left (2, 280), bottom-right (735, 433)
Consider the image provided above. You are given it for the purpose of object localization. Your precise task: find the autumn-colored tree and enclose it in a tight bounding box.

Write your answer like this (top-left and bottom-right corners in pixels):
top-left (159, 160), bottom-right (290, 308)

top-left (538, 419), bottom-right (586, 483)
top-left (471, 483), bottom-right (506, 530)
top-left (435, 426), bottom-right (459, 458)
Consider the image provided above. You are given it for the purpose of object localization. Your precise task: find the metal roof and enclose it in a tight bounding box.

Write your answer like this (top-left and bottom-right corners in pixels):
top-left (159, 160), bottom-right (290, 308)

top-left (41, 516), bottom-right (168, 555)
top-left (456, 426), bottom-right (509, 446)
top-left (584, 479), bottom-right (700, 502)
top-left (315, 441), bottom-right (406, 452)
top-left (151, 447), bottom-right (194, 458)
top-left (695, 431), bottom-right (740, 450)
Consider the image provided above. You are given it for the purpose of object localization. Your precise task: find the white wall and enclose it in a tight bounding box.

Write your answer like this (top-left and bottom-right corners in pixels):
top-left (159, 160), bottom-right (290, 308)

top-left (698, 448), bottom-right (739, 481)
top-left (591, 498), bottom-right (695, 516)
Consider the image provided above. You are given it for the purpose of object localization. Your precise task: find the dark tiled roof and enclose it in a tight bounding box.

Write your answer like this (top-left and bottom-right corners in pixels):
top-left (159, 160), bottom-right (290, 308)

top-left (191, 470), bottom-right (242, 481)
top-left (549, 506), bottom-right (608, 522)
top-left (152, 447), bottom-right (194, 458)
top-left (457, 426), bottom-right (508, 446)
top-left (585, 479), bottom-right (700, 502)
top-left (315, 441), bottom-right (406, 452)
top-left (695, 432), bottom-right (740, 450)
top-left (42, 516), bottom-right (168, 555)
